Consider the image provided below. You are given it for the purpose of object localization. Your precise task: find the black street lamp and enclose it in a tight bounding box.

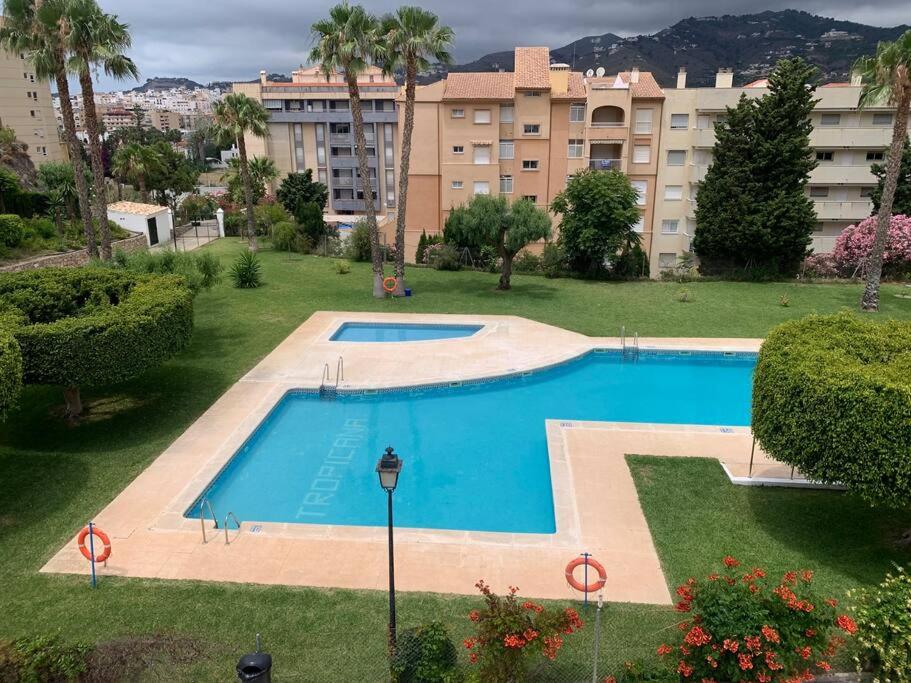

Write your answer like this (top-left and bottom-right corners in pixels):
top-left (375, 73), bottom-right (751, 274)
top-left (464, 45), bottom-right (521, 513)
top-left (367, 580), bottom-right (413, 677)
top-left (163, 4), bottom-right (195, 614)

top-left (376, 446), bottom-right (403, 655)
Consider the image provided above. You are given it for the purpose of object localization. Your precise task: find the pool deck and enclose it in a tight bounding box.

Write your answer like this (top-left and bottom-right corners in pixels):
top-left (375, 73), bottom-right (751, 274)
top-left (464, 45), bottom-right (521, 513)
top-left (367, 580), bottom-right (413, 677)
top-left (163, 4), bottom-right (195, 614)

top-left (43, 312), bottom-right (793, 604)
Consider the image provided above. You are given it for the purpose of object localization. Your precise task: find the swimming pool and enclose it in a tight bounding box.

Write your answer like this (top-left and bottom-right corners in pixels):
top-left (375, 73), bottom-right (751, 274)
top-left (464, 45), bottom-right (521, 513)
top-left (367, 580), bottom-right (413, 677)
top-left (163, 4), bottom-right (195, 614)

top-left (190, 350), bottom-right (755, 534)
top-left (330, 322), bottom-right (483, 342)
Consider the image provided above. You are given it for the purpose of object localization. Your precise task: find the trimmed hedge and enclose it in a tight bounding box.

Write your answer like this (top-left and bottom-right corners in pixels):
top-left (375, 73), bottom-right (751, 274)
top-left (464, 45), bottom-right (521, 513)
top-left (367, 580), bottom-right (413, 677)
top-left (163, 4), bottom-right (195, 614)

top-left (752, 313), bottom-right (911, 507)
top-left (0, 268), bottom-right (193, 389)
top-left (0, 314), bottom-right (23, 418)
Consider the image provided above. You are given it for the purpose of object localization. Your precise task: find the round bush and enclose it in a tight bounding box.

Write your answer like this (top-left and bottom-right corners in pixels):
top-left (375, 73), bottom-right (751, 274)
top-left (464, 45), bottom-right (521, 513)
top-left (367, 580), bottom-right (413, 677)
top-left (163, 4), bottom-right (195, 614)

top-left (0, 315), bottom-right (23, 419)
top-left (0, 268), bottom-right (194, 389)
top-left (752, 313), bottom-right (911, 507)
top-left (0, 214), bottom-right (25, 247)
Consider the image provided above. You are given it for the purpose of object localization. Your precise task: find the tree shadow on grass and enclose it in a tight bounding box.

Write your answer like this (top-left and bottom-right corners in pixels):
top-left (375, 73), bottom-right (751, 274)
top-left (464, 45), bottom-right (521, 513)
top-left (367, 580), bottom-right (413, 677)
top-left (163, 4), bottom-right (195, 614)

top-left (412, 273), bottom-right (560, 301)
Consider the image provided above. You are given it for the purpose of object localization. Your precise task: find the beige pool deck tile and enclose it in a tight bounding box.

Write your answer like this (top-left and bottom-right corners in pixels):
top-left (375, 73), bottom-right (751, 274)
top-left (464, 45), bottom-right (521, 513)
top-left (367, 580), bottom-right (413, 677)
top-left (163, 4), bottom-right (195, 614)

top-left (42, 311), bottom-right (792, 604)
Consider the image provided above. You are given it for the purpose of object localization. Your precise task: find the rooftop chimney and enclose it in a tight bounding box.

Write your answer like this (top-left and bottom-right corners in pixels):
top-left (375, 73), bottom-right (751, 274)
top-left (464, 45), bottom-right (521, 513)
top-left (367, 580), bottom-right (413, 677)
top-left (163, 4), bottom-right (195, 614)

top-left (676, 67), bottom-right (687, 89)
top-left (630, 66), bottom-right (640, 83)
top-left (850, 72), bottom-right (862, 86)
top-left (549, 63), bottom-right (569, 93)
top-left (259, 70), bottom-right (267, 85)
top-left (715, 68), bottom-right (733, 89)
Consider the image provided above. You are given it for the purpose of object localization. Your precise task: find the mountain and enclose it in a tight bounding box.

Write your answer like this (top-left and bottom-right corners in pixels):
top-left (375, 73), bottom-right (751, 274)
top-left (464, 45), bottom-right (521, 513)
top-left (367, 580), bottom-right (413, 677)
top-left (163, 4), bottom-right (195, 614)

top-left (441, 10), bottom-right (909, 87)
top-left (131, 77), bottom-right (206, 92)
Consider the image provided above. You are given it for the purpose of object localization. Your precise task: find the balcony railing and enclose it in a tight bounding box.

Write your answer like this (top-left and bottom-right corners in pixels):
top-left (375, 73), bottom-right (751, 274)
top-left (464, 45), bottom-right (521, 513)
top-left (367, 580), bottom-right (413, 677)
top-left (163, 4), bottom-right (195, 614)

top-left (589, 121), bottom-right (625, 128)
top-left (589, 158), bottom-right (622, 171)
top-left (813, 200), bottom-right (873, 221)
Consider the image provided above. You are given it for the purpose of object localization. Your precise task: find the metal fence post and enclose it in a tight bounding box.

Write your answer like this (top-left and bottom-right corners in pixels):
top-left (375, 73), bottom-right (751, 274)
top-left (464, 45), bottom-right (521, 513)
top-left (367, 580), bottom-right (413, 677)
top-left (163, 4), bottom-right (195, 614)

top-left (591, 590), bottom-right (603, 683)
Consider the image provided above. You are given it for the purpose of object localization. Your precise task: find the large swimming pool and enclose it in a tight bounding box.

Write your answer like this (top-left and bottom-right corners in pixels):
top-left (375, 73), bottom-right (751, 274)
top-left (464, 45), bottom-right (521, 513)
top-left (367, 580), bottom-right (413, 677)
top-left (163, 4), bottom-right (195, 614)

top-left (189, 351), bottom-right (755, 534)
top-left (330, 322), bottom-right (483, 342)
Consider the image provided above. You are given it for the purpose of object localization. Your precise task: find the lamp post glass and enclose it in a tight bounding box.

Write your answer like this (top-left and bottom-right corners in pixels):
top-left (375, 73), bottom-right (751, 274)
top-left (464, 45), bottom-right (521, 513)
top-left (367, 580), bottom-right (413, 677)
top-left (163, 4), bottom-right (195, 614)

top-left (376, 446), bottom-right (402, 491)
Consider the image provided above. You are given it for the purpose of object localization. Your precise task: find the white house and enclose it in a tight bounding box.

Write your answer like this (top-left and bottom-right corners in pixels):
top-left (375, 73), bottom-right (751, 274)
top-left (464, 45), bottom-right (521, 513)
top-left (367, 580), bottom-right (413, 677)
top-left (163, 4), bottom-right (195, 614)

top-left (107, 201), bottom-right (173, 247)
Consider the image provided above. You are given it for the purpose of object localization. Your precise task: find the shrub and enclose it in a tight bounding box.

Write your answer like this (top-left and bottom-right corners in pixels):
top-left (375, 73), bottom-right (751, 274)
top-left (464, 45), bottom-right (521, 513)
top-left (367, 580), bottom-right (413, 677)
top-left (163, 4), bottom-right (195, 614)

top-left (194, 251), bottom-right (223, 289)
top-left (463, 581), bottom-right (583, 682)
top-left (0, 318), bottom-right (22, 420)
top-left (254, 202), bottom-right (290, 236)
top-left (427, 243), bottom-right (461, 271)
top-left (650, 557), bottom-right (854, 682)
top-left (478, 244), bottom-right (499, 273)
top-left (800, 253), bottom-right (839, 279)
top-left (22, 217), bottom-right (56, 240)
top-left (334, 260), bottom-right (350, 275)
top-left (832, 214), bottom-right (911, 279)
top-left (0, 214), bottom-right (25, 247)
top-left (391, 622), bottom-right (458, 683)
top-left (345, 220), bottom-right (372, 262)
top-left (272, 221), bottom-right (299, 252)
top-left (0, 635), bottom-right (90, 682)
top-left (677, 288), bottom-right (692, 303)
top-left (513, 251), bottom-right (542, 274)
top-left (223, 213), bottom-right (245, 237)
top-left (778, 295), bottom-right (790, 307)
top-left (850, 566), bottom-right (911, 681)
top-left (106, 249), bottom-right (221, 294)
top-left (753, 313), bottom-right (911, 508)
top-left (541, 243), bottom-right (564, 278)
top-left (0, 268), bottom-right (194, 418)
top-left (231, 249), bottom-right (262, 289)
top-left (179, 194), bottom-right (217, 223)
top-left (612, 242), bottom-right (650, 279)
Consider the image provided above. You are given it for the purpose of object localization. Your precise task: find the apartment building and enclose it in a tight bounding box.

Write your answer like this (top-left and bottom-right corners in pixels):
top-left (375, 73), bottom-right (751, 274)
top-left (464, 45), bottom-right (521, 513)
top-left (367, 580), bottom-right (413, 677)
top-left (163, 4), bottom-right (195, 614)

top-left (149, 110), bottom-right (182, 133)
top-left (0, 21), bottom-right (63, 165)
top-left (650, 68), bottom-right (900, 274)
top-left (233, 65), bottom-right (399, 222)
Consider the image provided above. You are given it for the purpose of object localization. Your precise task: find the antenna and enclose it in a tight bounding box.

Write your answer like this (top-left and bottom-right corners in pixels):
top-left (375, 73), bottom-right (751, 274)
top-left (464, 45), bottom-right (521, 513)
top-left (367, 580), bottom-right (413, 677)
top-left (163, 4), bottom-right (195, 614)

top-left (585, 69), bottom-right (594, 78)
top-left (595, 67), bottom-right (605, 77)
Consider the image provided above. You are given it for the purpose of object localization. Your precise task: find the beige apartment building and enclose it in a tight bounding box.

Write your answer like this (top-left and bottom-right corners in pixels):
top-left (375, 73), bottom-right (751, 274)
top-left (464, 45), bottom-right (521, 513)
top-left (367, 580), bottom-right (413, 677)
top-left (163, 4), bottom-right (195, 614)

top-left (0, 22), bottom-right (63, 165)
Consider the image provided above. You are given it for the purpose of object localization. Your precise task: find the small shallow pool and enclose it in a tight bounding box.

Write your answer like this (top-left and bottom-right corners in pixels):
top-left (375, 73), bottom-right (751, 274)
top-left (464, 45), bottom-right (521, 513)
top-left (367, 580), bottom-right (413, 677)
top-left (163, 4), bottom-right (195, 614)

top-left (330, 322), bottom-right (483, 342)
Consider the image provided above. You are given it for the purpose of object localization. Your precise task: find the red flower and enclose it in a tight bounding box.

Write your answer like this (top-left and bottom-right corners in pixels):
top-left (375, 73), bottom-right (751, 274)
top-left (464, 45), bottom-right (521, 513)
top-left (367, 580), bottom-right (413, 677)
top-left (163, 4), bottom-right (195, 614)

top-left (684, 626), bottom-right (712, 647)
top-left (757, 674), bottom-right (772, 683)
top-left (463, 638), bottom-right (476, 650)
top-left (749, 583), bottom-right (759, 593)
top-left (744, 635), bottom-right (761, 653)
top-left (706, 655), bottom-right (718, 668)
top-left (738, 653), bottom-right (754, 671)
top-left (468, 610), bottom-right (480, 622)
top-left (722, 639), bottom-right (739, 653)
top-left (676, 585), bottom-right (694, 601)
top-left (761, 625), bottom-right (781, 644)
top-left (801, 570), bottom-right (814, 582)
top-left (723, 556), bottom-right (740, 568)
top-left (817, 661), bottom-right (832, 672)
top-left (657, 644), bottom-right (673, 656)
top-left (765, 651), bottom-right (784, 671)
top-left (523, 628), bottom-right (538, 642)
top-left (469, 652), bottom-right (478, 664)
top-left (677, 661), bottom-right (694, 677)
top-left (825, 598), bottom-right (838, 607)
top-left (805, 628), bottom-right (817, 638)
top-left (707, 573), bottom-right (719, 581)
top-left (796, 646), bottom-right (812, 660)
top-left (675, 601), bottom-right (692, 613)
top-left (753, 567), bottom-right (767, 578)
top-left (783, 571), bottom-right (798, 585)
top-left (836, 615), bottom-right (858, 635)
top-left (603, 677), bottom-right (617, 683)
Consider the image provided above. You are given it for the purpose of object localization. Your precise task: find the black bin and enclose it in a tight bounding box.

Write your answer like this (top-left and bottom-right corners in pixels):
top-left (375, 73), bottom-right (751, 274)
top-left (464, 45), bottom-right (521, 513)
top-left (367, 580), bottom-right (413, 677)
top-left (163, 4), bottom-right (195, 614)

top-left (236, 652), bottom-right (272, 682)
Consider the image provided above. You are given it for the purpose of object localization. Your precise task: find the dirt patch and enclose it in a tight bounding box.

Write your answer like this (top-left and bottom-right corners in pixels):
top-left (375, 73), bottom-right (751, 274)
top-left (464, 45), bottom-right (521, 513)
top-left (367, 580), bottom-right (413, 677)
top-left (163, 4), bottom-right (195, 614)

top-left (82, 634), bottom-right (208, 683)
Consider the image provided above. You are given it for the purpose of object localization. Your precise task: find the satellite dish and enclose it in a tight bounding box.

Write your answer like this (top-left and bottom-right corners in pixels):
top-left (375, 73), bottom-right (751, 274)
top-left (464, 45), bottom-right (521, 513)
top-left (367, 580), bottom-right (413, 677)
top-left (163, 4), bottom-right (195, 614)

top-left (585, 69), bottom-right (594, 78)
top-left (595, 67), bottom-right (605, 77)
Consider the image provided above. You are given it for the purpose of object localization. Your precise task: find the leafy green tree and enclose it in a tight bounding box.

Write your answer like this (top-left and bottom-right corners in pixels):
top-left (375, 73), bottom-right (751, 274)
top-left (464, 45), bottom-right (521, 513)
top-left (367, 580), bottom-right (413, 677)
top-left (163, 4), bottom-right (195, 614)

top-left (111, 142), bottom-right (163, 202)
top-left (37, 162), bottom-right (78, 219)
top-left (147, 142), bottom-right (199, 221)
top-left (311, 3), bottom-right (385, 297)
top-left (276, 170), bottom-right (328, 214)
top-left (211, 92), bottom-right (270, 250)
top-left (444, 195), bottom-right (550, 290)
top-left (693, 58), bottom-right (818, 277)
top-left (550, 168), bottom-right (640, 277)
top-left (870, 137), bottom-right (911, 217)
top-left (222, 156), bottom-right (276, 206)
top-left (854, 30), bottom-right (911, 310)
top-left (378, 6), bottom-right (453, 295)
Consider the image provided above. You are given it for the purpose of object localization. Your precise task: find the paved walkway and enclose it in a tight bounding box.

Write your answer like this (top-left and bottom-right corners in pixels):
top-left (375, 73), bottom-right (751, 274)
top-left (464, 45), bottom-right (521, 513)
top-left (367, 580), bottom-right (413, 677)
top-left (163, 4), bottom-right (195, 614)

top-left (43, 312), bottom-right (785, 603)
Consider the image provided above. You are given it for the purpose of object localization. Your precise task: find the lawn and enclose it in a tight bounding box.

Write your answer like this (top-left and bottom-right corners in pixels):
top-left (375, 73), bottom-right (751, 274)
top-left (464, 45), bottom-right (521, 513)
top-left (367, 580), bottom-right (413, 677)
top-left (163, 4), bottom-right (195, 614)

top-left (1, 238), bottom-right (909, 680)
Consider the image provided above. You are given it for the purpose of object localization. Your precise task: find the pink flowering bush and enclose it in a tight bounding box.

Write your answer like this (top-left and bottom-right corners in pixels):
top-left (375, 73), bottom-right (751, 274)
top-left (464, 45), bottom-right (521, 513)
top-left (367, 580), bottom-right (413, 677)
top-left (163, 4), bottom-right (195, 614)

top-left (800, 254), bottom-right (839, 279)
top-left (831, 214), bottom-right (911, 278)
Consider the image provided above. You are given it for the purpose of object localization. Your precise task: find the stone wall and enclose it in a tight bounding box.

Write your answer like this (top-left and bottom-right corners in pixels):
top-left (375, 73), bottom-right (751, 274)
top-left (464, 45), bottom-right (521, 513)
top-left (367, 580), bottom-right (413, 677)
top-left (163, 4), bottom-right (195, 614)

top-left (0, 233), bottom-right (147, 274)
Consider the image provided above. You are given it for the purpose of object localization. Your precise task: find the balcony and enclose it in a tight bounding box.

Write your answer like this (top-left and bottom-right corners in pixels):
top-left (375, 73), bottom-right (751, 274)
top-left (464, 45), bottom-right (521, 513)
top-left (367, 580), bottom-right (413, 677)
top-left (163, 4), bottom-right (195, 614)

top-left (813, 200), bottom-right (873, 221)
top-left (810, 165), bottom-right (876, 185)
top-left (329, 155), bottom-right (378, 169)
top-left (811, 127), bottom-right (893, 148)
top-left (589, 158), bottom-right (622, 171)
top-left (692, 129), bottom-right (716, 148)
top-left (329, 133), bottom-right (375, 145)
top-left (690, 163), bottom-right (710, 182)
top-left (332, 197), bottom-right (381, 212)
top-left (268, 110), bottom-right (397, 124)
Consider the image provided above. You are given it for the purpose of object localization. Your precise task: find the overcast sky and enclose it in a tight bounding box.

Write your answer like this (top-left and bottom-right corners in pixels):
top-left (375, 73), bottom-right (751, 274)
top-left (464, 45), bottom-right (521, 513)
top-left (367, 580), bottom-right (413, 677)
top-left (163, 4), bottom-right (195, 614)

top-left (88, 0), bottom-right (910, 90)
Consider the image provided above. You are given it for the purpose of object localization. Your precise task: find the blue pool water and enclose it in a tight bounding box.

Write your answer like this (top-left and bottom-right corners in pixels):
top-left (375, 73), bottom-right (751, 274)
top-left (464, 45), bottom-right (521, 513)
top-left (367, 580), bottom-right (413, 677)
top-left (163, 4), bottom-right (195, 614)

top-left (190, 351), bottom-right (755, 534)
top-left (330, 322), bottom-right (483, 342)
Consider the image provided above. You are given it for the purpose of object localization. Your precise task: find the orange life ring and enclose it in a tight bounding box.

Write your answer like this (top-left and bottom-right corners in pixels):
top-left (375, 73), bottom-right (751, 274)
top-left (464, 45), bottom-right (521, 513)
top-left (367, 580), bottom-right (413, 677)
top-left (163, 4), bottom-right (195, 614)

top-left (382, 276), bottom-right (397, 293)
top-left (77, 525), bottom-right (111, 563)
top-left (565, 556), bottom-right (606, 592)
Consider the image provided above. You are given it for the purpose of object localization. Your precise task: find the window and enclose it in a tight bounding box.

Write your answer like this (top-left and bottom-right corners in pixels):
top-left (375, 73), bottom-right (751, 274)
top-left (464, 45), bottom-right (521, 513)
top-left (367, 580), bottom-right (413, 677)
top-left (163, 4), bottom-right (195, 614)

top-left (500, 175), bottom-right (513, 193)
top-left (522, 159), bottom-right (539, 170)
top-left (632, 216), bottom-right (645, 233)
top-left (386, 169), bottom-right (395, 205)
top-left (633, 145), bottom-right (651, 164)
top-left (659, 253), bottom-right (677, 270)
top-left (451, 180), bottom-right (463, 189)
top-left (816, 151), bottom-right (834, 162)
top-left (872, 113), bottom-right (893, 126)
top-left (522, 195), bottom-right (537, 203)
top-left (452, 145), bottom-right (464, 154)
top-left (499, 106), bottom-right (514, 123)
top-left (661, 219), bottom-right (679, 234)
top-left (263, 99), bottom-right (282, 110)
top-left (696, 114), bottom-right (712, 130)
top-left (860, 186), bottom-right (874, 198)
top-left (664, 185), bottom-right (683, 200)
top-left (866, 151), bottom-right (885, 161)
top-left (329, 100), bottom-right (349, 111)
top-left (29, 110), bottom-right (35, 118)
top-left (474, 109), bottom-right (491, 124)
top-left (667, 150), bottom-right (686, 166)
top-left (567, 139), bottom-right (584, 158)
top-left (293, 123), bottom-right (305, 168)
top-left (384, 124), bottom-right (394, 166)
top-left (570, 103), bottom-right (585, 122)
top-left (524, 91), bottom-right (541, 97)
top-left (630, 180), bottom-right (647, 206)
top-left (499, 140), bottom-right (514, 159)
top-left (473, 181), bottom-right (490, 195)
top-left (634, 108), bottom-right (653, 134)
top-left (473, 145), bottom-right (491, 165)
top-left (330, 122), bottom-right (350, 135)
top-left (670, 113), bottom-right (689, 130)
top-left (809, 186), bottom-right (829, 198)
top-left (523, 124), bottom-right (540, 135)
top-left (315, 124), bottom-right (327, 166)
top-left (451, 108), bottom-right (465, 118)
top-left (820, 113), bottom-right (840, 126)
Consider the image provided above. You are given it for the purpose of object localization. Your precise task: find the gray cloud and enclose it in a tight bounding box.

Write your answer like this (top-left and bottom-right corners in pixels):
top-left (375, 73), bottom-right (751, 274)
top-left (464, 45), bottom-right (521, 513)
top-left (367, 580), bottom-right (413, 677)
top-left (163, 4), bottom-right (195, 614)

top-left (88, 0), bottom-right (910, 90)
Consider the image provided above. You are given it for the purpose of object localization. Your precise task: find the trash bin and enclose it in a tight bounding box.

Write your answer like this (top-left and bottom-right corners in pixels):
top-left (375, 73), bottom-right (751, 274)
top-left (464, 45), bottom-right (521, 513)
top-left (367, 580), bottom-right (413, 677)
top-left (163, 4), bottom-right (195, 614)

top-left (404, 287), bottom-right (412, 297)
top-left (236, 652), bottom-right (272, 682)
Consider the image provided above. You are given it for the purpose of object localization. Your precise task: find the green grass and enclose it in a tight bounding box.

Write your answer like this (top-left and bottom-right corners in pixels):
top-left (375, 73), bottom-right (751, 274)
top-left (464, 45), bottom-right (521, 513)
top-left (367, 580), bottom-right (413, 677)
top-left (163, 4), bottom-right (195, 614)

top-left (1, 239), bottom-right (909, 680)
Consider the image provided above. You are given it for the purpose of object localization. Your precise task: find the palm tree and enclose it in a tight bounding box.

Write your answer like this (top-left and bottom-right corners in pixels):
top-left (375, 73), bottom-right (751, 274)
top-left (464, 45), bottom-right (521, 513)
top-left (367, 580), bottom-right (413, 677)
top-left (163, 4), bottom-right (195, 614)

top-left (854, 30), bottom-right (911, 311)
top-left (65, 0), bottom-right (138, 260)
top-left (378, 7), bottom-right (453, 296)
top-left (111, 142), bottom-right (162, 202)
top-left (210, 92), bottom-right (269, 250)
top-left (311, 3), bottom-right (385, 297)
top-left (1, 0), bottom-right (96, 255)
top-left (248, 156), bottom-right (279, 198)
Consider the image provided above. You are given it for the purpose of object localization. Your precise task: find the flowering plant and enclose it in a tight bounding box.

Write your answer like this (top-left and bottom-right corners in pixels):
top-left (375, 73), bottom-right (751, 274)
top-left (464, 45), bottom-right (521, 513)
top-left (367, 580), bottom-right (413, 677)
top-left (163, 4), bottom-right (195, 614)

top-left (831, 214), bottom-right (911, 278)
top-left (463, 580), bottom-right (583, 682)
top-left (655, 557), bottom-right (856, 682)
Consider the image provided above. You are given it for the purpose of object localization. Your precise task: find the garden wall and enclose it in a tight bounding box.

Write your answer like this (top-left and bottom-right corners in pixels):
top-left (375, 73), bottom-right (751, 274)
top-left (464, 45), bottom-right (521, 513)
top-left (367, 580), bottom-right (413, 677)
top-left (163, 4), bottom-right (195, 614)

top-left (0, 233), bottom-right (147, 274)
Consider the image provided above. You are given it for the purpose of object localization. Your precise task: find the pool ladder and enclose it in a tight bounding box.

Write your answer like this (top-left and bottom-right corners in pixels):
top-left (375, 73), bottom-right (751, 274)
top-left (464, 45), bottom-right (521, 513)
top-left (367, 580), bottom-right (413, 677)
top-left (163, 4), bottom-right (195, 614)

top-left (198, 497), bottom-right (241, 544)
top-left (319, 356), bottom-right (344, 400)
top-left (620, 326), bottom-right (639, 362)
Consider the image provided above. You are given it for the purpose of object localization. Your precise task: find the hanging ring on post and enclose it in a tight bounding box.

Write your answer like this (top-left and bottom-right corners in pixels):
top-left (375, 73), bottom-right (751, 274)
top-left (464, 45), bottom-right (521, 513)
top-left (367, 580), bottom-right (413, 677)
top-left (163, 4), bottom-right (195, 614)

top-left (383, 277), bottom-right (397, 293)
top-left (77, 525), bottom-right (111, 563)
top-left (565, 556), bottom-right (606, 592)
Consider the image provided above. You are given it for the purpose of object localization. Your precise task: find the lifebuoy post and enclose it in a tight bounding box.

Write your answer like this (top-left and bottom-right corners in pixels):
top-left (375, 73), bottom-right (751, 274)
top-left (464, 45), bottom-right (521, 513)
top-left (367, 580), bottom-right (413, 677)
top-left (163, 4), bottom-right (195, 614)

top-left (581, 552), bottom-right (590, 607)
top-left (88, 521), bottom-right (96, 588)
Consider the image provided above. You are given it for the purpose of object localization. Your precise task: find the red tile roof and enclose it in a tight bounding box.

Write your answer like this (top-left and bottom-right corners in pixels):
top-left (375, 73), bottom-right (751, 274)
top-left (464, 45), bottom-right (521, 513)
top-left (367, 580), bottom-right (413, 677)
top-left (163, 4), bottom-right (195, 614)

top-left (618, 71), bottom-right (664, 99)
top-left (443, 72), bottom-right (515, 100)
top-left (552, 72), bottom-right (587, 100)
top-left (514, 47), bottom-right (551, 90)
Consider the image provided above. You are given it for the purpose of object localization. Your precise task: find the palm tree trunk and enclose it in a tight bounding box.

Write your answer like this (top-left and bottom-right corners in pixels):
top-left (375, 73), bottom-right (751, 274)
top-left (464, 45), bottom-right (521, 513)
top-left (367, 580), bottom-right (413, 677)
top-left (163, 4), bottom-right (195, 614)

top-left (348, 75), bottom-right (384, 298)
top-left (79, 65), bottom-right (112, 260)
top-left (237, 135), bottom-right (258, 251)
top-left (138, 176), bottom-right (148, 203)
top-left (861, 93), bottom-right (910, 311)
top-left (392, 57), bottom-right (417, 297)
top-left (54, 66), bottom-right (96, 257)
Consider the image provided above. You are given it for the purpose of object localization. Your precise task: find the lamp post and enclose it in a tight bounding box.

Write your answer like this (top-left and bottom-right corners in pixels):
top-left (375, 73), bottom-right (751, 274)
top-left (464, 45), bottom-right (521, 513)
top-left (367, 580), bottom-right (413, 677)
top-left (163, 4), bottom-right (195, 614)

top-left (376, 446), bottom-right (403, 656)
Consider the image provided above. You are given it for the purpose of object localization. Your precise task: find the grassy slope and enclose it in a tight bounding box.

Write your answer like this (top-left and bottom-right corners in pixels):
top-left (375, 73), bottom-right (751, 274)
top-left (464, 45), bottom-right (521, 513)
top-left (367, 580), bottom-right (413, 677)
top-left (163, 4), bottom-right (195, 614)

top-left (1, 239), bottom-right (909, 679)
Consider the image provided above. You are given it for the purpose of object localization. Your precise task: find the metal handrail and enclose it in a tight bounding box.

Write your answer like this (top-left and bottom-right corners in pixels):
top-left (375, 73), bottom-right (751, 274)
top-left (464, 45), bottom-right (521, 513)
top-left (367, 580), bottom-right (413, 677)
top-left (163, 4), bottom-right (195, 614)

top-left (199, 497), bottom-right (217, 543)
top-left (223, 511), bottom-right (241, 545)
top-left (336, 356), bottom-right (344, 385)
top-left (321, 362), bottom-right (331, 387)
top-left (620, 325), bottom-right (626, 354)
top-left (633, 332), bottom-right (640, 360)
